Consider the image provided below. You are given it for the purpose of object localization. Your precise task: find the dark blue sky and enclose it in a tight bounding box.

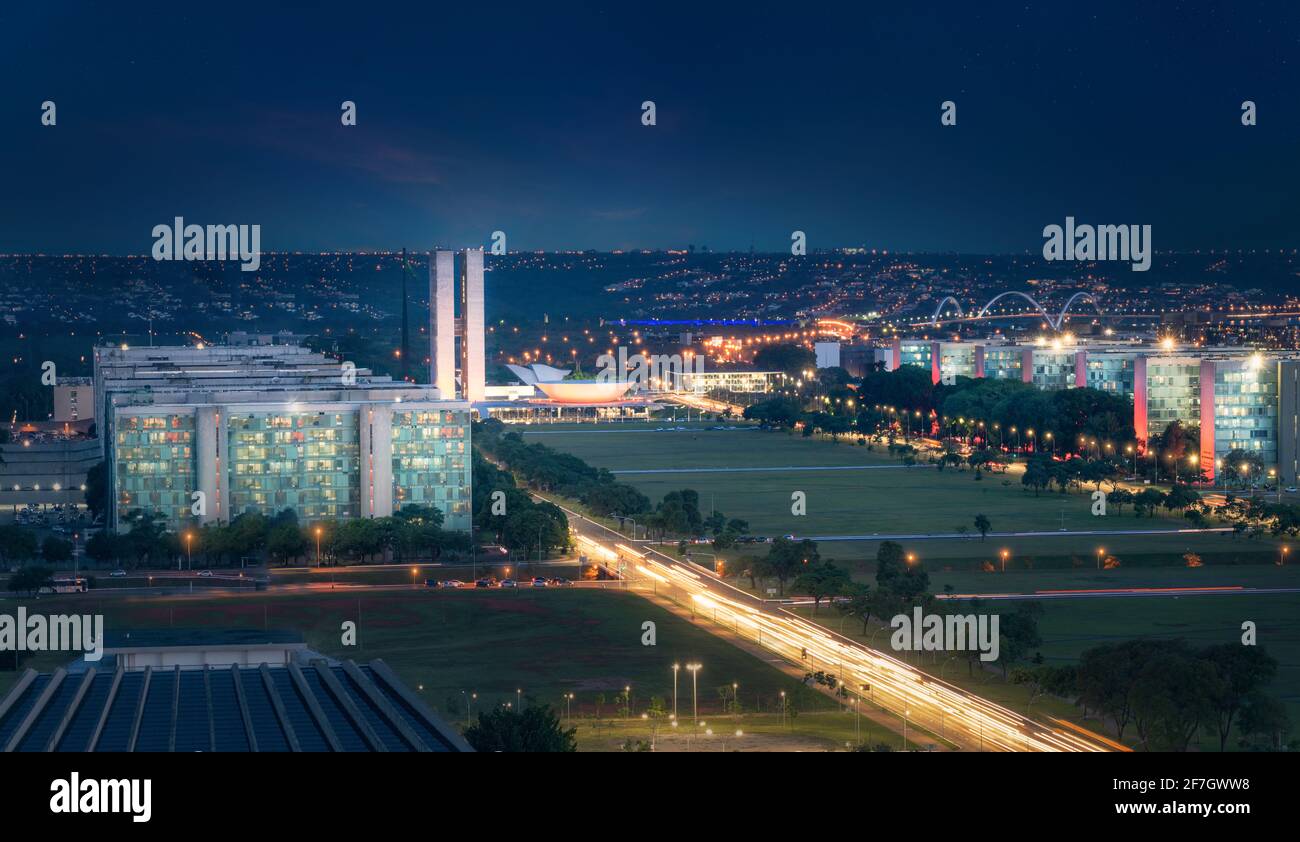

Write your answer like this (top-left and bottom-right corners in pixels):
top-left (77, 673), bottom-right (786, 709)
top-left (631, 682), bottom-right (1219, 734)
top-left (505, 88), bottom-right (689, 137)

top-left (3, 1), bottom-right (1298, 253)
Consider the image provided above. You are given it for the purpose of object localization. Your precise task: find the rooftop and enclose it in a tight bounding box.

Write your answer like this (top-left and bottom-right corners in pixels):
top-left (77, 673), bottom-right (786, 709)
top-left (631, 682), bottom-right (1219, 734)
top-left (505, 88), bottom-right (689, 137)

top-left (0, 658), bottom-right (471, 752)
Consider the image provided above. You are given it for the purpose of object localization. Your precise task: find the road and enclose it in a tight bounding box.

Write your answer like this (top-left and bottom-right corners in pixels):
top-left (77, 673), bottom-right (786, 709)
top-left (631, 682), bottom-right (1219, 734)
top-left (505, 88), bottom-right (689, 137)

top-left (613, 464), bottom-right (921, 475)
top-left (936, 585), bottom-right (1300, 601)
top-left (553, 498), bottom-right (1119, 752)
top-left (804, 526), bottom-right (1234, 542)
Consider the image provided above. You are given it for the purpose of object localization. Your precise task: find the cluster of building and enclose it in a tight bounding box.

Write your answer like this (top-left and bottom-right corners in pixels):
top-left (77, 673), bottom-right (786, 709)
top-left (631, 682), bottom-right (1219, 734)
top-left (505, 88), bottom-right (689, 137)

top-left (90, 251), bottom-right (495, 534)
top-left (849, 336), bottom-right (1300, 484)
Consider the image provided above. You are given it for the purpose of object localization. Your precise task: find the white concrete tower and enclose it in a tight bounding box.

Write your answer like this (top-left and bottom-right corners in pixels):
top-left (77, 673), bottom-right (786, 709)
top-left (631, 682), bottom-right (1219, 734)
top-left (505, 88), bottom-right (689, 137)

top-left (461, 247), bottom-right (486, 402)
top-left (430, 250), bottom-right (456, 397)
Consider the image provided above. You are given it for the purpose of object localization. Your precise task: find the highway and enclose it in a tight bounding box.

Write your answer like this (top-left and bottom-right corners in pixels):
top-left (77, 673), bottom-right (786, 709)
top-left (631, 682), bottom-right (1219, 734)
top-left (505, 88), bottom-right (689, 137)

top-left (553, 498), bottom-right (1120, 752)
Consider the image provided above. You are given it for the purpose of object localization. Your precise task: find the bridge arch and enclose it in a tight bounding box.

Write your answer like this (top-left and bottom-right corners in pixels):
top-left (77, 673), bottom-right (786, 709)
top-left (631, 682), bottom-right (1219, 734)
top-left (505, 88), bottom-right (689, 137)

top-left (1055, 292), bottom-right (1102, 329)
top-left (975, 291), bottom-right (1054, 329)
top-left (930, 296), bottom-right (965, 326)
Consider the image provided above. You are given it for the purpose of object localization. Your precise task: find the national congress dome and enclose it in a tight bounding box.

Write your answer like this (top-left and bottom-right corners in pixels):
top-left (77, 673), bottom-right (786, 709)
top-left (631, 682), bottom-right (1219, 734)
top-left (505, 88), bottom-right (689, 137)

top-left (506, 363), bottom-right (633, 404)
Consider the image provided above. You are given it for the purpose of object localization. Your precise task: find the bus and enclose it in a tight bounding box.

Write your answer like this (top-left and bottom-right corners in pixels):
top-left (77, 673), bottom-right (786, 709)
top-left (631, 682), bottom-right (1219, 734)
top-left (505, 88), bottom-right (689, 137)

top-left (42, 577), bottom-right (88, 594)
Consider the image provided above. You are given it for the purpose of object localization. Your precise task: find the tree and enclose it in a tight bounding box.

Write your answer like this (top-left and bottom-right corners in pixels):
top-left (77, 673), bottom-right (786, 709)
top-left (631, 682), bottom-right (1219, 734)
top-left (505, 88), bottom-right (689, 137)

top-left (753, 343), bottom-right (816, 378)
top-left (267, 522), bottom-right (308, 564)
top-left (837, 583), bottom-right (875, 635)
top-left (85, 531), bottom-right (125, 566)
top-left (1134, 488), bottom-right (1166, 518)
top-left (874, 540), bottom-right (929, 606)
top-left (0, 525), bottom-right (40, 567)
top-left (1130, 642), bottom-right (1217, 751)
top-left (1021, 460), bottom-right (1051, 496)
top-left (1237, 691), bottom-right (1291, 750)
top-left (874, 540), bottom-right (907, 586)
top-left (973, 513), bottom-right (991, 541)
top-left (1163, 484), bottom-right (1200, 513)
top-left (463, 703), bottom-right (577, 752)
top-left (41, 535), bottom-right (73, 565)
top-left (1200, 643), bottom-right (1277, 752)
top-left (793, 561), bottom-right (850, 614)
top-left (756, 537), bottom-right (820, 596)
top-left (83, 460), bottom-right (108, 520)
top-left (996, 602), bottom-right (1043, 679)
top-left (743, 396), bottom-right (803, 428)
top-left (7, 564), bottom-right (54, 597)
top-left (1075, 639), bottom-right (1164, 741)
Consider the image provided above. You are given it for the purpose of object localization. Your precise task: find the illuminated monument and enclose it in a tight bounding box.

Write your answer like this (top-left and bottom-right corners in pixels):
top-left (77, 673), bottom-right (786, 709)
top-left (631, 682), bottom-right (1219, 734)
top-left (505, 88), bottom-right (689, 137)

top-left (430, 248), bottom-right (486, 402)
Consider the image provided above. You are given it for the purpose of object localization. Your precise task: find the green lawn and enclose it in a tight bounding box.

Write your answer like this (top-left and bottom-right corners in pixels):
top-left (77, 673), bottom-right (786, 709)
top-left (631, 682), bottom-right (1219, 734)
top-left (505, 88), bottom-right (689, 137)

top-left (572, 711), bottom-right (926, 752)
top-left (520, 423), bottom-right (1279, 570)
top-left (0, 588), bottom-right (834, 728)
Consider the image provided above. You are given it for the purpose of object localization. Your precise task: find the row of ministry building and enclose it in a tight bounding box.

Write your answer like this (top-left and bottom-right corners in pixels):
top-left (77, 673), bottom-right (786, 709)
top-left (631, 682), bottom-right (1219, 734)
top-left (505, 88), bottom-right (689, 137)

top-left (873, 337), bottom-right (1300, 485)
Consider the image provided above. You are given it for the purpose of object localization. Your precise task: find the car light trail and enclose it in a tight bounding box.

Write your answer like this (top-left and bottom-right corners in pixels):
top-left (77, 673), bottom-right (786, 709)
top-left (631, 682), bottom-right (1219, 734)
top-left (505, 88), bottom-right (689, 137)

top-left (560, 500), bottom-right (1115, 752)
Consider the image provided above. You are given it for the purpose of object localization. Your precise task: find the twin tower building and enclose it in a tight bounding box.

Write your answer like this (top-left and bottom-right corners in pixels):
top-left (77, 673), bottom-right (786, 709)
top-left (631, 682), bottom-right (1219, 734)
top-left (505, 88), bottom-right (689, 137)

top-left (429, 248), bottom-right (486, 403)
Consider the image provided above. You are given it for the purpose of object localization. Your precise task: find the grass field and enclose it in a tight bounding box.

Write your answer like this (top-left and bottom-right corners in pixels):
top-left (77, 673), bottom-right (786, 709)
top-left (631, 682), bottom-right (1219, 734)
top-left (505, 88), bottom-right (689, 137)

top-left (518, 421), bottom-right (1281, 570)
top-left (0, 588), bottom-right (836, 727)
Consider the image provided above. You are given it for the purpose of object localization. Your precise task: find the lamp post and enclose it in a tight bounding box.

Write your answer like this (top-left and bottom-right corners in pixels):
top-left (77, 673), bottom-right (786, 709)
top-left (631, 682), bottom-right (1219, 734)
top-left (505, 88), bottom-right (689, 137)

top-left (1000, 548), bottom-right (1009, 574)
top-left (315, 526), bottom-right (322, 567)
top-left (1096, 547), bottom-right (1105, 570)
top-left (686, 663), bottom-right (702, 728)
top-left (672, 664), bottom-right (680, 721)
top-left (184, 532), bottom-right (192, 571)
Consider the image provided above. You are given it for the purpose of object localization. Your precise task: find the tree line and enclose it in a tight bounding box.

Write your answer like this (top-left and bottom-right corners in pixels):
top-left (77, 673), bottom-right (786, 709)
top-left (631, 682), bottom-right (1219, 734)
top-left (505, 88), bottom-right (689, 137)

top-left (1013, 639), bottom-right (1289, 751)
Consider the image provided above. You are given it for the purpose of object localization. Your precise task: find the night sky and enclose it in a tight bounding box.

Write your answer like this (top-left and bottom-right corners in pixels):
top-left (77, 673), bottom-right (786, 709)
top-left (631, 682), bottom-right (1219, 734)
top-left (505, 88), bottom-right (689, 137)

top-left (3, 1), bottom-right (1298, 254)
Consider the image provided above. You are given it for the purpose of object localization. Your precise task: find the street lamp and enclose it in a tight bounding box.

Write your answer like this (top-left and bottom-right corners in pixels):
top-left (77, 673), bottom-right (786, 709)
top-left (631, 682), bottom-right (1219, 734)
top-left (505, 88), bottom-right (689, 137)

top-left (686, 663), bottom-right (702, 727)
top-left (1096, 547), bottom-right (1105, 570)
top-left (1000, 548), bottom-right (1009, 573)
top-left (315, 526), bottom-right (323, 567)
top-left (184, 532), bottom-right (193, 571)
top-left (1281, 546), bottom-right (1290, 567)
top-left (672, 664), bottom-right (680, 721)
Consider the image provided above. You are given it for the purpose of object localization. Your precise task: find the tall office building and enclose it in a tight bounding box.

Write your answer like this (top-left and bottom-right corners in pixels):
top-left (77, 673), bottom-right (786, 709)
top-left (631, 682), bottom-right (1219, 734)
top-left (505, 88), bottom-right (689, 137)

top-left (461, 248), bottom-right (486, 402)
top-left (97, 344), bottom-right (471, 533)
top-left (428, 248), bottom-right (486, 402)
top-left (430, 250), bottom-right (456, 397)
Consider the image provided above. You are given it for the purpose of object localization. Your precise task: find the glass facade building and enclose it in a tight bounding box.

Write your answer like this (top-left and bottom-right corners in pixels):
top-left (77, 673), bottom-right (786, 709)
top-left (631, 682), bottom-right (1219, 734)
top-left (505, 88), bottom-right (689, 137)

top-left (391, 409), bottom-right (471, 522)
top-left (109, 392), bottom-right (471, 533)
top-left (114, 414), bottom-right (196, 525)
top-left (226, 411), bottom-right (362, 522)
top-left (1211, 359), bottom-right (1277, 466)
top-left (878, 339), bottom-right (1300, 482)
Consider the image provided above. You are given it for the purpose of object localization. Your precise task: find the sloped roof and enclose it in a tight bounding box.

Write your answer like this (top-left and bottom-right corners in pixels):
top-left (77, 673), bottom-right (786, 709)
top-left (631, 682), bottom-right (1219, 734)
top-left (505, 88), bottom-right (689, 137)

top-left (0, 659), bottom-right (471, 752)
